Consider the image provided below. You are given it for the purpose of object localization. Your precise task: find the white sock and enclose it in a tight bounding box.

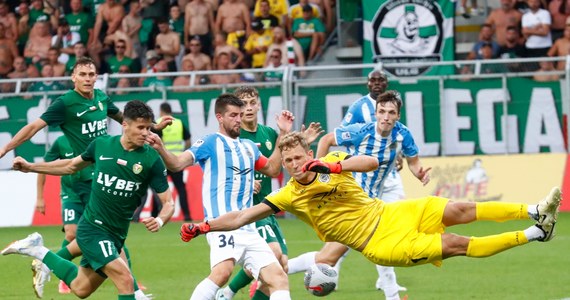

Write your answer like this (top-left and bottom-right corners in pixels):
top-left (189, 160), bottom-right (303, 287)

top-left (287, 251), bottom-right (316, 274)
top-left (528, 205), bottom-right (538, 220)
top-left (222, 286), bottom-right (235, 299)
top-left (189, 278), bottom-right (219, 300)
top-left (270, 290), bottom-right (291, 300)
top-left (376, 265), bottom-right (400, 300)
top-left (524, 225), bottom-right (544, 242)
top-left (32, 246), bottom-right (49, 260)
top-left (332, 249), bottom-right (348, 275)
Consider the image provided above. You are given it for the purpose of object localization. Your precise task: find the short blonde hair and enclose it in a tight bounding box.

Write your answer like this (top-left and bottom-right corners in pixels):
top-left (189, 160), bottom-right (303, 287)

top-left (278, 131), bottom-right (309, 152)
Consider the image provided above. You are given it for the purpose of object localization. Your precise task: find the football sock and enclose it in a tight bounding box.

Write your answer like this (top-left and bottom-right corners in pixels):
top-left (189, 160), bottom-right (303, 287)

top-left (523, 225), bottom-right (545, 241)
top-left (466, 231), bottom-right (528, 257)
top-left (528, 205), bottom-right (539, 221)
top-left (376, 265), bottom-right (399, 300)
top-left (220, 286), bottom-right (236, 299)
top-left (56, 246), bottom-right (74, 261)
top-left (476, 202), bottom-right (529, 222)
top-left (228, 268), bottom-right (253, 293)
top-left (252, 290), bottom-right (270, 300)
top-left (60, 239), bottom-right (70, 250)
top-left (269, 290), bottom-right (291, 300)
top-left (190, 278), bottom-right (219, 300)
top-left (117, 295), bottom-right (135, 300)
top-left (287, 251), bottom-right (316, 274)
top-left (42, 251), bottom-right (78, 286)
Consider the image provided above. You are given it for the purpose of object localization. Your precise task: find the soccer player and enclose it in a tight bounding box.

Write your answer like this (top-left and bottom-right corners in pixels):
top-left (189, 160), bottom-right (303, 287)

top-left (146, 93), bottom-right (294, 300)
top-left (35, 134), bottom-right (82, 294)
top-left (3, 100), bottom-right (175, 300)
top-left (0, 56), bottom-right (167, 299)
top-left (178, 132), bottom-right (561, 285)
top-left (288, 70), bottom-right (410, 297)
top-left (216, 86), bottom-right (323, 300)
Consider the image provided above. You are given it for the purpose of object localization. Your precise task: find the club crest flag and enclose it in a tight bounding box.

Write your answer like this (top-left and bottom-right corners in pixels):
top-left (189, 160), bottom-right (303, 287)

top-left (363, 0), bottom-right (455, 76)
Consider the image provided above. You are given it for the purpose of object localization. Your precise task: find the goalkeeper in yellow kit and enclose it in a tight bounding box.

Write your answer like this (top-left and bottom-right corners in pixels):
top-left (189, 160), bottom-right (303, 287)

top-left (180, 131), bottom-right (561, 268)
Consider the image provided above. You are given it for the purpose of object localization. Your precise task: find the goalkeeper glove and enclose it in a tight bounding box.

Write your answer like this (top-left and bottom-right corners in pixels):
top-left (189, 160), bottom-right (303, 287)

top-left (301, 159), bottom-right (342, 174)
top-left (180, 221), bottom-right (210, 242)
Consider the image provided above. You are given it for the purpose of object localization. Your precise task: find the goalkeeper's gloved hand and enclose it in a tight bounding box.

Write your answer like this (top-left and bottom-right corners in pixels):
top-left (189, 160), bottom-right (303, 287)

top-left (180, 221), bottom-right (210, 242)
top-left (301, 159), bottom-right (342, 174)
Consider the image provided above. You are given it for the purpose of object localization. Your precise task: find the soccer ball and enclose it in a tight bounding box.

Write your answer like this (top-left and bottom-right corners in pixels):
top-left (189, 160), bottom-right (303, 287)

top-left (304, 263), bottom-right (338, 297)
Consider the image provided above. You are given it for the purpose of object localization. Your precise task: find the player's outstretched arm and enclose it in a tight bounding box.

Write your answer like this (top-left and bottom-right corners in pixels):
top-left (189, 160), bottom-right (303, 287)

top-left (406, 155), bottom-right (431, 186)
top-left (146, 132), bottom-right (194, 172)
top-left (35, 174), bottom-right (47, 215)
top-left (316, 132), bottom-right (337, 158)
top-left (180, 203), bottom-right (274, 242)
top-left (142, 189), bottom-right (174, 232)
top-left (0, 119), bottom-right (47, 159)
top-left (13, 155), bottom-right (91, 175)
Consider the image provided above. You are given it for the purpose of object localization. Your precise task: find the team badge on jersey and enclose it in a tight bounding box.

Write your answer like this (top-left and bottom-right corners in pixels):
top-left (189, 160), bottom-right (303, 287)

top-left (193, 139), bottom-right (204, 147)
top-left (265, 140), bottom-right (273, 150)
top-left (133, 163), bottom-right (143, 174)
top-left (98, 102), bottom-right (104, 111)
top-left (341, 132), bottom-right (351, 140)
top-left (318, 174), bottom-right (331, 183)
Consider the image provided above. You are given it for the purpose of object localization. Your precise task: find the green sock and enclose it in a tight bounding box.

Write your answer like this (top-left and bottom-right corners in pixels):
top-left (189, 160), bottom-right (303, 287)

top-left (56, 246), bottom-right (74, 261)
top-left (117, 294), bottom-right (135, 300)
top-left (252, 290), bottom-right (270, 300)
top-left (60, 239), bottom-right (70, 249)
top-left (122, 245), bottom-right (140, 292)
top-left (42, 251), bottom-right (78, 286)
top-left (228, 269), bottom-right (253, 293)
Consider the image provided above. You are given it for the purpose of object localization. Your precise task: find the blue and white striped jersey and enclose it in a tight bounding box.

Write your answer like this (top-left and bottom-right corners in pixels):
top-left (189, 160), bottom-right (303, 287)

top-left (334, 122), bottom-right (418, 198)
top-left (341, 94), bottom-right (376, 126)
top-left (188, 132), bottom-right (261, 231)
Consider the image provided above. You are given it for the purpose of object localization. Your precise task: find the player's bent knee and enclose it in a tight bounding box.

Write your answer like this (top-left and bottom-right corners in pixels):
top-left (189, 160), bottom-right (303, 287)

top-left (260, 263), bottom-right (289, 290)
top-left (441, 233), bottom-right (470, 258)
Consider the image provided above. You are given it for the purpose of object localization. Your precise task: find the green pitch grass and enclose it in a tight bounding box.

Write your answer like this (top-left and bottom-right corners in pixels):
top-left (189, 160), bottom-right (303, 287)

top-left (0, 213), bottom-right (569, 300)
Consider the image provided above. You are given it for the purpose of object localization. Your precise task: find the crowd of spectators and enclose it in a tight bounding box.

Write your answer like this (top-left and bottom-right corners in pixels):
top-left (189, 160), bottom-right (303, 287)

top-left (463, 0), bottom-right (570, 79)
top-left (0, 0), bottom-right (335, 93)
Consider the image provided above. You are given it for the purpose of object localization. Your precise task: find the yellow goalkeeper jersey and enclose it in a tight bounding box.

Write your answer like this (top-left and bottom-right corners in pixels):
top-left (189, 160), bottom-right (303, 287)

top-left (266, 151), bottom-right (385, 250)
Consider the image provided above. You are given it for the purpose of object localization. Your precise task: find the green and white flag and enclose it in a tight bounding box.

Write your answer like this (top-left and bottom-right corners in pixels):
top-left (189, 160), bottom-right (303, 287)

top-left (363, 0), bottom-right (455, 76)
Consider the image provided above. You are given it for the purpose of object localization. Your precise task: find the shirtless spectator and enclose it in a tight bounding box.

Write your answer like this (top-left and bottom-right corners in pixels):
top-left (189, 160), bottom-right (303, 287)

top-left (467, 24), bottom-right (501, 59)
top-left (244, 20), bottom-right (274, 68)
top-left (548, 25), bottom-right (570, 69)
top-left (155, 17), bottom-right (181, 72)
top-left (173, 58), bottom-right (199, 90)
top-left (210, 52), bottom-right (241, 84)
top-left (522, 0), bottom-right (552, 57)
top-left (310, 0), bottom-right (333, 33)
top-left (5, 56), bottom-right (39, 92)
top-left (548, 0), bottom-right (570, 41)
top-left (182, 37), bottom-right (212, 71)
top-left (169, 5), bottom-right (185, 69)
top-left (65, 42), bottom-right (88, 75)
top-left (486, 0), bottom-right (522, 47)
top-left (254, 0), bottom-right (280, 31)
top-left (52, 19), bottom-right (81, 64)
top-left (0, 1), bottom-right (18, 42)
top-left (184, 0), bottom-right (216, 56)
top-left (253, 0), bottom-right (289, 26)
top-left (122, 0), bottom-right (142, 61)
top-left (533, 60), bottom-right (560, 81)
top-left (65, 0), bottom-right (93, 45)
top-left (0, 23), bottom-right (18, 77)
top-left (45, 47), bottom-right (66, 77)
top-left (213, 32), bottom-right (244, 69)
top-left (139, 49), bottom-right (160, 86)
top-left (265, 26), bottom-right (305, 67)
top-left (216, 0), bottom-right (251, 50)
top-left (24, 20), bottom-right (52, 64)
top-left (90, 0), bottom-right (125, 68)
